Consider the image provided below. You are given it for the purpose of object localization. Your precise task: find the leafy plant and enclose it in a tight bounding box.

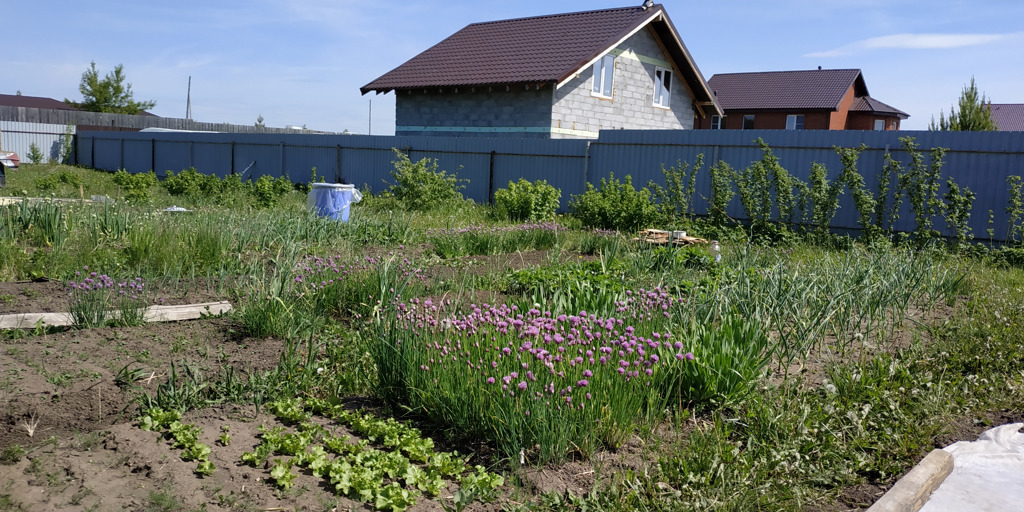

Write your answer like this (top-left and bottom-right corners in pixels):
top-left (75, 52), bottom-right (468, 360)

top-left (27, 143), bottom-right (45, 165)
top-left (836, 145), bottom-right (876, 239)
top-left (60, 124), bottom-right (75, 164)
top-left (943, 177), bottom-right (976, 249)
top-left (569, 172), bottom-right (658, 232)
top-left (35, 169), bottom-right (82, 192)
top-left (387, 149), bottom-right (466, 211)
top-left (494, 178), bottom-right (561, 222)
top-left (805, 162), bottom-right (843, 234)
top-left (708, 160), bottom-right (736, 227)
top-left (1006, 175), bottom-right (1024, 244)
top-left (111, 170), bottom-right (158, 202)
top-left (648, 155), bottom-right (704, 220)
top-left (898, 137), bottom-right (948, 243)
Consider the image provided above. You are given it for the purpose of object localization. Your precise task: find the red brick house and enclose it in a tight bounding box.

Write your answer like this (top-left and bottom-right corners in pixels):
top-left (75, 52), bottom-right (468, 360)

top-left (694, 69), bottom-right (908, 131)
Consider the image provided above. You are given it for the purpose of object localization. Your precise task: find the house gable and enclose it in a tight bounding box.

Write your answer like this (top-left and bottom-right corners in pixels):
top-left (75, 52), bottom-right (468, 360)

top-left (551, 26), bottom-right (694, 138)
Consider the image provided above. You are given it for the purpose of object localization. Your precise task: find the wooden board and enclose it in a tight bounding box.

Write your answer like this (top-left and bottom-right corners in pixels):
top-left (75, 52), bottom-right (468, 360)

top-left (632, 229), bottom-right (710, 246)
top-left (0, 301), bottom-right (232, 329)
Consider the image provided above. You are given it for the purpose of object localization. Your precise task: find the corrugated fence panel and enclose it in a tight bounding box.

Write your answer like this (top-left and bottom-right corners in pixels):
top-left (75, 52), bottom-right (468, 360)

top-left (193, 142), bottom-right (232, 177)
top-left (123, 139), bottom-right (152, 173)
top-left (1, 121), bottom-right (72, 163)
top-left (490, 138), bottom-right (589, 207)
top-left (153, 141), bottom-right (192, 178)
top-left (76, 129), bottom-right (1024, 241)
top-left (92, 137), bottom-right (123, 171)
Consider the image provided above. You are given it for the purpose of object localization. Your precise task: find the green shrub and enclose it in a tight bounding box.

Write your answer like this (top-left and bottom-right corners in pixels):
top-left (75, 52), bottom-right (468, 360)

top-left (35, 170), bottom-right (82, 192)
top-left (111, 170), bottom-right (158, 202)
top-left (252, 175), bottom-right (293, 208)
top-left (568, 173), bottom-right (658, 232)
top-left (163, 167), bottom-right (220, 196)
top-left (387, 149), bottom-right (466, 211)
top-left (494, 178), bottom-right (560, 222)
top-left (27, 143), bottom-right (44, 165)
top-left (648, 155), bottom-right (703, 221)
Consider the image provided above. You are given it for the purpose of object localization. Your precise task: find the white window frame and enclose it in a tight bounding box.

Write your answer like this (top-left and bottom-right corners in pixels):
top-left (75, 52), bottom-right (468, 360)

top-left (710, 115), bottom-right (724, 129)
top-left (653, 66), bottom-right (672, 108)
top-left (786, 114), bottom-right (805, 130)
top-left (874, 119), bottom-right (886, 131)
top-left (591, 55), bottom-right (615, 99)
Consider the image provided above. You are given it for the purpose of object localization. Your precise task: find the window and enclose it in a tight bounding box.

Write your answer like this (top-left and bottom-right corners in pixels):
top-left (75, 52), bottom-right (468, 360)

top-left (874, 119), bottom-right (886, 131)
top-left (592, 55), bottom-right (615, 98)
top-left (786, 115), bottom-right (805, 130)
top-left (653, 67), bottom-right (672, 108)
top-left (710, 115), bottom-right (725, 129)
top-left (742, 115), bottom-right (755, 130)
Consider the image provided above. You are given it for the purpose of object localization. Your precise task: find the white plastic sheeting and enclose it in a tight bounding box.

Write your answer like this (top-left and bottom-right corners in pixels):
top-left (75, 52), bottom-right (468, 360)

top-left (920, 423), bottom-right (1024, 512)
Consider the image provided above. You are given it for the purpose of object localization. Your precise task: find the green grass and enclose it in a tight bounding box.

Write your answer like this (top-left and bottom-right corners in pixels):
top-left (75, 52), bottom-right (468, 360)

top-left (5, 162), bottom-right (1024, 510)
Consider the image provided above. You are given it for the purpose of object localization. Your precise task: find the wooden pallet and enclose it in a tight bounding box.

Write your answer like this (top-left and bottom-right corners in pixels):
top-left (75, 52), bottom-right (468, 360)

top-left (633, 229), bottom-right (709, 246)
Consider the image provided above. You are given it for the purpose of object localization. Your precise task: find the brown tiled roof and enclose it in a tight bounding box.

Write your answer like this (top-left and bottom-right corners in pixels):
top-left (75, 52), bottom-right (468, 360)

top-left (990, 103), bottom-right (1024, 131)
top-left (0, 94), bottom-right (79, 110)
top-left (850, 96), bottom-right (909, 119)
top-left (708, 69), bottom-right (867, 111)
top-left (360, 3), bottom-right (719, 116)
top-left (362, 6), bottom-right (660, 92)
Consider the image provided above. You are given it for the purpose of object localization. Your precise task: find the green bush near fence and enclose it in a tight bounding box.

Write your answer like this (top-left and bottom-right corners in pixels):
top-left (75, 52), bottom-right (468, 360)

top-left (493, 178), bottom-right (560, 222)
top-left (387, 149), bottom-right (467, 211)
top-left (569, 173), bottom-right (658, 232)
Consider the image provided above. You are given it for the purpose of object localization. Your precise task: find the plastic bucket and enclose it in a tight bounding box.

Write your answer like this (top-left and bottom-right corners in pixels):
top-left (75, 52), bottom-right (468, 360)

top-left (306, 183), bottom-right (362, 222)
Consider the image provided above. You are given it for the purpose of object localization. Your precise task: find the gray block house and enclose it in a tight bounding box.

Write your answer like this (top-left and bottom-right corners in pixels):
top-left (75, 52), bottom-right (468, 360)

top-left (360, 3), bottom-right (721, 139)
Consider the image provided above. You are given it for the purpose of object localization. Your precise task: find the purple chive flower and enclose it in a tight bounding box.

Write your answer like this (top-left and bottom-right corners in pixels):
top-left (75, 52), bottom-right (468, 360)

top-left (487, 377), bottom-right (496, 384)
top-left (583, 369), bottom-right (592, 377)
top-left (518, 381), bottom-right (527, 390)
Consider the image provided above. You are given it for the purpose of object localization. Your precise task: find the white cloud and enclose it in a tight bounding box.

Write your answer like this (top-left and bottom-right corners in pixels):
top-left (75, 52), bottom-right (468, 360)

top-left (806, 32), bottom-right (1021, 57)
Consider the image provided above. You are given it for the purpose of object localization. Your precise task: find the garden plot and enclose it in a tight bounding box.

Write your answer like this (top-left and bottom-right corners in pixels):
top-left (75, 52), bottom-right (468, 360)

top-left (2, 159), bottom-right (1023, 512)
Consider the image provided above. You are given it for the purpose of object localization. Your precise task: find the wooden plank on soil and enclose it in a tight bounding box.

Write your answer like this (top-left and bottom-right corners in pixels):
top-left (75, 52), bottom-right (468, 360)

top-left (0, 301), bottom-right (232, 329)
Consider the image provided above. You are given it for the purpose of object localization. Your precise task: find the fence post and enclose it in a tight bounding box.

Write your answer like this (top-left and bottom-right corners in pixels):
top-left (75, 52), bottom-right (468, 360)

top-left (336, 144), bottom-right (342, 183)
top-left (583, 140), bottom-right (592, 189)
top-left (488, 150), bottom-right (496, 204)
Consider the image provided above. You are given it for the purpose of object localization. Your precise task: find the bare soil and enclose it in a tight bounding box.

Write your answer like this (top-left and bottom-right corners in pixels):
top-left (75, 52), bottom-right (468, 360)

top-left (0, 252), bottom-right (627, 511)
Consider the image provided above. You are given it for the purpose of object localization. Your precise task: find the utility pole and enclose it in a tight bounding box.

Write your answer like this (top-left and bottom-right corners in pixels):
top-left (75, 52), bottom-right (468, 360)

top-left (186, 76), bottom-right (192, 120)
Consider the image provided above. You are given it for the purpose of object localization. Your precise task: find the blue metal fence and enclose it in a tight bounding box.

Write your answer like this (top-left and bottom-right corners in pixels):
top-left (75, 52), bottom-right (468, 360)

top-left (76, 129), bottom-right (1024, 241)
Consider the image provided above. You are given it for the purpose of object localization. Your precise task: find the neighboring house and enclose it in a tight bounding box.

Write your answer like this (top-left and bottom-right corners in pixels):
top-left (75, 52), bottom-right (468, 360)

top-left (990, 104), bottom-right (1024, 131)
top-left (695, 69), bottom-right (908, 131)
top-left (0, 93), bottom-right (81, 111)
top-left (360, 3), bottom-right (721, 139)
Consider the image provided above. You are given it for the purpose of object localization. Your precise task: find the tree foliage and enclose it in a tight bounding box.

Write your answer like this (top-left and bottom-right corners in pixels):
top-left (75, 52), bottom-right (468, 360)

top-left (929, 77), bottom-right (998, 131)
top-left (65, 61), bottom-right (156, 114)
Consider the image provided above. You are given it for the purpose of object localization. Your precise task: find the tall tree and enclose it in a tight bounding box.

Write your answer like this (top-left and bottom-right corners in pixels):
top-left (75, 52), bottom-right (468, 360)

top-left (929, 77), bottom-right (998, 131)
top-left (65, 61), bottom-right (156, 114)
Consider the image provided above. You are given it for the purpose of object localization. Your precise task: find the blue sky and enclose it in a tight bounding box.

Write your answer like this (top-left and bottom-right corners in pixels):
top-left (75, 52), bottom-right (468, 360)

top-left (5, 1), bottom-right (1022, 133)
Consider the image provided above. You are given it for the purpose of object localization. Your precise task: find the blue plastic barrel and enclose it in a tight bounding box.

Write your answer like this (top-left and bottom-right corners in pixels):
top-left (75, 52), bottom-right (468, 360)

top-left (306, 183), bottom-right (362, 221)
